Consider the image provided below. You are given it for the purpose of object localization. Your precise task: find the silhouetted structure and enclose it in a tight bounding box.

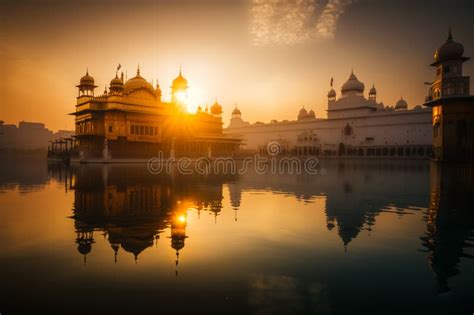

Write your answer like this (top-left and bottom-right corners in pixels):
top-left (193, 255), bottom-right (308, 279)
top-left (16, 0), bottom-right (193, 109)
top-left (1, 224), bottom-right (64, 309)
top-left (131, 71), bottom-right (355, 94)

top-left (424, 29), bottom-right (474, 162)
top-left (71, 67), bottom-right (240, 162)
top-left (419, 163), bottom-right (474, 293)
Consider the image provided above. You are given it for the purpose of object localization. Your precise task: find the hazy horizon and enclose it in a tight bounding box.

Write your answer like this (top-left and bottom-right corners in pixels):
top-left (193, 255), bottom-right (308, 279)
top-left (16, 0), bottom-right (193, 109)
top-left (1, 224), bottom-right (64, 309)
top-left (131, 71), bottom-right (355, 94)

top-left (1, 0), bottom-right (473, 131)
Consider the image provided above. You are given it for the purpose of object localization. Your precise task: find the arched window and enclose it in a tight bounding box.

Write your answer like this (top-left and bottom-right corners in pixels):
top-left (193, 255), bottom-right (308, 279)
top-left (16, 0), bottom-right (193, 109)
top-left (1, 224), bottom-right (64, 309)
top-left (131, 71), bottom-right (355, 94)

top-left (344, 124), bottom-right (353, 136)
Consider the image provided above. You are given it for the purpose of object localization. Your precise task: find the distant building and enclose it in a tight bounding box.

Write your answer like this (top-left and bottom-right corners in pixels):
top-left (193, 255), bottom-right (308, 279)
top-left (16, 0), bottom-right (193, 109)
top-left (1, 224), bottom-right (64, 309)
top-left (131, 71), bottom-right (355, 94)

top-left (226, 71), bottom-right (433, 158)
top-left (71, 67), bottom-right (240, 162)
top-left (0, 121), bottom-right (73, 151)
top-left (424, 29), bottom-right (474, 162)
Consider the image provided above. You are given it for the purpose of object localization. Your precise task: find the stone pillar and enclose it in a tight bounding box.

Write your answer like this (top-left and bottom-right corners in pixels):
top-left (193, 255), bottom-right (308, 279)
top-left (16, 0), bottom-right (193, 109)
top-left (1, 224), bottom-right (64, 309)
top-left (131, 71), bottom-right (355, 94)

top-left (207, 144), bottom-right (212, 158)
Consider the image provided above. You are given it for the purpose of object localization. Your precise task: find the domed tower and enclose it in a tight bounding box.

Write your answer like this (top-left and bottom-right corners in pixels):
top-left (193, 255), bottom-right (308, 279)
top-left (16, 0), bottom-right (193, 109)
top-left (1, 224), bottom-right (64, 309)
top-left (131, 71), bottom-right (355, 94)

top-left (424, 29), bottom-right (474, 162)
top-left (341, 71), bottom-right (365, 97)
top-left (210, 100), bottom-right (223, 117)
top-left (123, 67), bottom-right (155, 96)
top-left (328, 88), bottom-right (336, 102)
top-left (308, 109), bottom-right (316, 119)
top-left (170, 213), bottom-right (188, 276)
top-left (171, 67), bottom-right (188, 107)
top-left (109, 74), bottom-right (124, 94)
top-left (369, 85), bottom-right (377, 101)
top-left (155, 81), bottom-right (162, 103)
top-left (76, 70), bottom-right (97, 97)
top-left (76, 229), bottom-right (95, 264)
top-left (232, 106), bottom-right (242, 119)
top-left (298, 107), bottom-right (308, 121)
top-left (395, 97), bottom-right (408, 110)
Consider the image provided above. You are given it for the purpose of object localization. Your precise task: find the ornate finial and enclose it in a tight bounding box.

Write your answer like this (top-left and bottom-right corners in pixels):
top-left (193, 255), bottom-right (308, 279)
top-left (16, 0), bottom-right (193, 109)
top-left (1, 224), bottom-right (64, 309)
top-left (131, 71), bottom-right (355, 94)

top-left (179, 65), bottom-right (182, 76)
top-left (121, 71), bottom-right (124, 81)
top-left (330, 77), bottom-right (334, 87)
top-left (447, 27), bottom-right (453, 42)
top-left (86, 67), bottom-right (89, 75)
top-left (116, 63), bottom-right (121, 76)
top-left (137, 64), bottom-right (140, 76)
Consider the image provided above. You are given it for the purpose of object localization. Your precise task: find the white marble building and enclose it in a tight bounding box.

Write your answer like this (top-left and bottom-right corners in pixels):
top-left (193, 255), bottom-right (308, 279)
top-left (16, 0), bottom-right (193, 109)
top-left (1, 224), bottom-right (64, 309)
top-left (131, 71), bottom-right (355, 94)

top-left (225, 71), bottom-right (433, 158)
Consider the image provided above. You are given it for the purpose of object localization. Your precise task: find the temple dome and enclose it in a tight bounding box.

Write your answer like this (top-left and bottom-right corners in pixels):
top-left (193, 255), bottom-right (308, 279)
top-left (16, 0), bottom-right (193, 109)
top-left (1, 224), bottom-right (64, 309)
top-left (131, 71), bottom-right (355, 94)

top-left (110, 75), bottom-right (123, 89)
top-left (369, 85), bottom-right (377, 95)
top-left (172, 69), bottom-right (188, 89)
top-left (299, 107), bottom-right (308, 115)
top-left (79, 71), bottom-right (95, 86)
top-left (341, 71), bottom-right (365, 93)
top-left (328, 88), bottom-right (336, 98)
top-left (298, 107), bottom-right (308, 120)
top-left (211, 101), bottom-right (223, 115)
top-left (434, 29), bottom-right (464, 63)
top-left (232, 107), bottom-right (241, 116)
top-left (123, 71), bottom-right (154, 94)
top-left (395, 97), bottom-right (408, 110)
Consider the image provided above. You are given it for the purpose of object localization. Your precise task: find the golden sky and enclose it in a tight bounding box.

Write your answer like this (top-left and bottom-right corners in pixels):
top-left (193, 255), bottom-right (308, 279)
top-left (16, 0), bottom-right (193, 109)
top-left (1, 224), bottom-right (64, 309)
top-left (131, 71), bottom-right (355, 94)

top-left (0, 0), bottom-right (473, 131)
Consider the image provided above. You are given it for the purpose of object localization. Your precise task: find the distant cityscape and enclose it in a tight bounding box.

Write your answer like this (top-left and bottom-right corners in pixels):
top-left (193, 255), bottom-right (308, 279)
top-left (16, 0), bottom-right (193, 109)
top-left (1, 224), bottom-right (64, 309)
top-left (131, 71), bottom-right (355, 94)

top-left (0, 120), bottom-right (74, 151)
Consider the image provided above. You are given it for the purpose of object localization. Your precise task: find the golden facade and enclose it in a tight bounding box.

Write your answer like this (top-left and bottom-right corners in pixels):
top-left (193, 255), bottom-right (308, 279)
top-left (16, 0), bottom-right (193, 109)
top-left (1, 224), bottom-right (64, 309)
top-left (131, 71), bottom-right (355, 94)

top-left (71, 67), bottom-right (240, 160)
top-left (424, 30), bottom-right (474, 162)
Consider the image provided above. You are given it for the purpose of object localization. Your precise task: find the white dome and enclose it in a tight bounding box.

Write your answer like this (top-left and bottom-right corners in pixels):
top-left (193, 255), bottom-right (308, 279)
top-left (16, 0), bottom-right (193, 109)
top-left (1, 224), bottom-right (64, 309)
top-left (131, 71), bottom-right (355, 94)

top-left (395, 97), bottom-right (408, 110)
top-left (341, 71), bottom-right (365, 93)
top-left (369, 85), bottom-right (377, 95)
top-left (299, 107), bottom-right (308, 115)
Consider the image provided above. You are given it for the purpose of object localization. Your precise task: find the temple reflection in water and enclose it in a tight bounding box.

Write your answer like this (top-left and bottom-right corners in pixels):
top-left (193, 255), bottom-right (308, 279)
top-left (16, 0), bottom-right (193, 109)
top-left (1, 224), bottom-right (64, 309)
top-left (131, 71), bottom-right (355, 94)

top-left (1, 158), bottom-right (473, 313)
top-left (60, 165), bottom-right (232, 270)
top-left (44, 160), bottom-right (474, 291)
top-left (420, 163), bottom-right (474, 293)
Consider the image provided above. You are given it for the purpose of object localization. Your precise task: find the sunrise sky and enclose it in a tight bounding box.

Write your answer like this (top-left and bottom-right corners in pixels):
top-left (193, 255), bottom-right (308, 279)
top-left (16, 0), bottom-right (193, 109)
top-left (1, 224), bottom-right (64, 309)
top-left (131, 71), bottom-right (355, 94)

top-left (1, 0), bottom-right (473, 131)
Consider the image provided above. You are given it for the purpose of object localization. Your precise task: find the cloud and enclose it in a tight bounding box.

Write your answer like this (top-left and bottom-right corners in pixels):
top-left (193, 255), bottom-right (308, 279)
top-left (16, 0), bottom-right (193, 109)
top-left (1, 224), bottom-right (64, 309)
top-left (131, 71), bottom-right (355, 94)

top-left (250, 0), bottom-right (355, 46)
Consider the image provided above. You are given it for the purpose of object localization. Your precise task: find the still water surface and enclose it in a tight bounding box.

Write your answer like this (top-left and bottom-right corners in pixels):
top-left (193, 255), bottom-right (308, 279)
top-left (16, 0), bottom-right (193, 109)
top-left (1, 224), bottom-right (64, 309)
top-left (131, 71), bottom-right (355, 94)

top-left (0, 156), bottom-right (473, 314)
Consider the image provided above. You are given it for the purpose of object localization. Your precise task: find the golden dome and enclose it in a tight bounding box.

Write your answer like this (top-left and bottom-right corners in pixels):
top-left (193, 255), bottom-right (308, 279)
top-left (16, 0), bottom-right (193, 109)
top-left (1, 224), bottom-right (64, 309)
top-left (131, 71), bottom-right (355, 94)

top-left (109, 75), bottom-right (123, 90)
top-left (78, 70), bottom-right (96, 87)
top-left (123, 69), bottom-right (154, 94)
top-left (210, 101), bottom-right (223, 115)
top-left (172, 68), bottom-right (188, 89)
top-left (110, 75), bottom-right (122, 85)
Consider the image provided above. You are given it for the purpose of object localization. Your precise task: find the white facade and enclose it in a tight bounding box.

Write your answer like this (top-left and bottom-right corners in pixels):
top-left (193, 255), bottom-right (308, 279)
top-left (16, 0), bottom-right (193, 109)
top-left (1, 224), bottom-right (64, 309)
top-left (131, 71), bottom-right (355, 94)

top-left (225, 71), bottom-right (433, 158)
